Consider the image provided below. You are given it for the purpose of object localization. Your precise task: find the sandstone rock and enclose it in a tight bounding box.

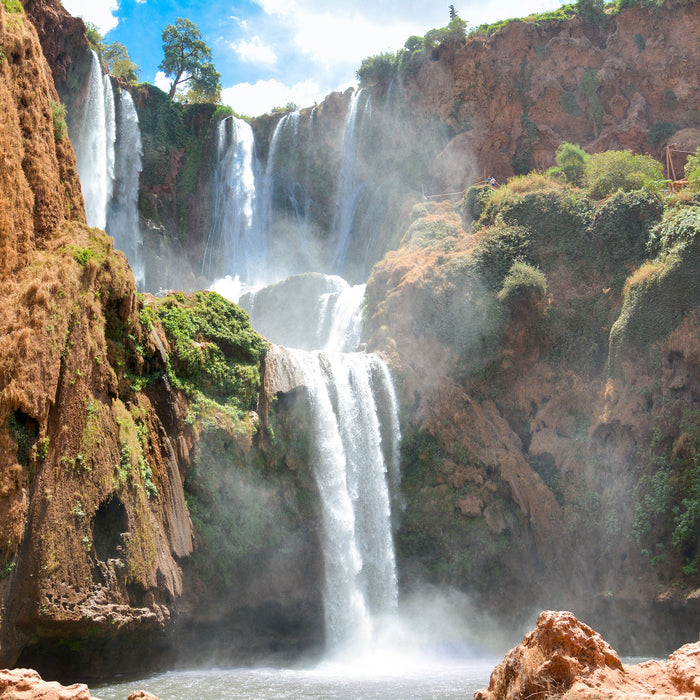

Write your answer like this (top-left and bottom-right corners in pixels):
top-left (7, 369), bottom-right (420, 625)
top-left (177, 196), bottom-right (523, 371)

top-left (0, 668), bottom-right (92, 699)
top-left (476, 611), bottom-right (700, 699)
top-left (128, 691), bottom-right (160, 700)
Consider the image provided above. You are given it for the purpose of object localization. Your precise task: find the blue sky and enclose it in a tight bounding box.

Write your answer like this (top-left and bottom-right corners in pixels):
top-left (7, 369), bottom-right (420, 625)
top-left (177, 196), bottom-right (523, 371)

top-left (62, 0), bottom-right (563, 117)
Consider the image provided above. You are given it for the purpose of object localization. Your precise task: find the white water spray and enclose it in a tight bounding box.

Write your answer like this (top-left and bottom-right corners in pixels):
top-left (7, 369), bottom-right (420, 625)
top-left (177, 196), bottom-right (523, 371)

top-left (331, 89), bottom-right (369, 275)
top-left (72, 51), bottom-right (115, 230)
top-left (203, 116), bottom-right (261, 282)
top-left (107, 89), bottom-right (144, 287)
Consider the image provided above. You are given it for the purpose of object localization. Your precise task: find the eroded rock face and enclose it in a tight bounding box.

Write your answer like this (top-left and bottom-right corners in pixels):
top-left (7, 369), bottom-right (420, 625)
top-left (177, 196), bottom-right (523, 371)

top-left (476, 611), bottom-right (700, 700)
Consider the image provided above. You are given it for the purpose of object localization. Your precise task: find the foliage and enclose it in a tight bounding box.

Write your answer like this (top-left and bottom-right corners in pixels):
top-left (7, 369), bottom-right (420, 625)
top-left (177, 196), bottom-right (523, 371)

top-left (588, 189), bottom-right (664, 264)
top-left (84, 22), bottom-right (105, 54)
top-left (555, 142), bottom-right (589, 186)
top-left (357, 52), bottom-right (398, 86)
top-left (608, 205), bottom-right (700, 368)
top-left (580, 69), bottom-right (602, 136)
top-left (1, 0), bottom-right (22, 12)
top-left (634, 410), bottom-right (700, 575)
top-left (160, 18), bottom-right (221, 101)
top-left (497, 261), bottom-right (547, 306)
top-left (457, 185), bottom-right (493, 226)
top-left (155, 291), bottom-right (267, 411)
top-left (103, 42), bottom-right (139, 84)
top-left (472, 224), bottom-right (535, 291)
top-left (648, 121), bottom-right (678, 147)
top-left (684, 147), bottom-right (700, 192)
top-left (472, 5), bottom-right (577, 37)
top-left (583, 149), bottom-right (664, 199)
top-left (634, 33), bottom-right (646, 51)
top-left (647, 205), bottom-right (700, 257)
top-left (6, 411), bottom-right (38, 468)
top-left (575, 0), bottom-right (606, 22)
top-left (50, 100), bottom-right (67, 141)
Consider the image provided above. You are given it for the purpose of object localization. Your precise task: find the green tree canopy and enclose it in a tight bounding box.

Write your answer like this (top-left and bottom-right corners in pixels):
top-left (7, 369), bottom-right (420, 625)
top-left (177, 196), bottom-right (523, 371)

top-left (103, 42), bottom-right (140, 84)
top-left (159, 18), bottom-right (221, 101)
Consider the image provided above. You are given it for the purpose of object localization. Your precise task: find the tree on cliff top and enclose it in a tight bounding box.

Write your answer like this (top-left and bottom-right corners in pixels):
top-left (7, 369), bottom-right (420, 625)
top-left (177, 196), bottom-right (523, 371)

top-left (160, 18), bottom-right (221, 101)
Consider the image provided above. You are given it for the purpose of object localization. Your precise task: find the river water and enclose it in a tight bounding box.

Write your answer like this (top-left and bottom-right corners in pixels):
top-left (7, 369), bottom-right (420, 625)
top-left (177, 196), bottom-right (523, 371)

top-left (92, 655), bottom-right (496, 699)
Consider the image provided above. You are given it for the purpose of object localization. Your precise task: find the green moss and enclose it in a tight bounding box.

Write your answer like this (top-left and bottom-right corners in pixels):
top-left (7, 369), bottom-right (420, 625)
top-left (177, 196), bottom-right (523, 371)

top-left (50, 100), bottom-right (67, 141)
top-left (6, 411), bottom-right (38, 468)
top-left (608, 207), bottom-right (700, 369)
top-left (1, 0), bottom-right (23, 12)
top-left (156, 291), bottom-right (267, 412)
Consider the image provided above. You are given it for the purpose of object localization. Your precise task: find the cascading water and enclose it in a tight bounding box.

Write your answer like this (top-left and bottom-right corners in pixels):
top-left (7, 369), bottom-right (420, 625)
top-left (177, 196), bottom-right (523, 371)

top-left (234, 271), bottom-right (401, 652)
top-left (292, 349), bottom-right (399, 650)
top-left (330, 88), bottom-right (370, 276)
top-left (72, 51), bottom-right (115, 230)
top-left (203, 116), bottom-right (261, 282)
top-left (107, 89), bottom-right (144, 288)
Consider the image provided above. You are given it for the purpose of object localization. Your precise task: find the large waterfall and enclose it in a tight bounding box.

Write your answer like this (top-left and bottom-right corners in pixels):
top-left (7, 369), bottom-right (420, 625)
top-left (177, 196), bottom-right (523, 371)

top-left (203, 116), bottom-right (261, 282)
top-left (71, 51), bottom-right (144, 287)
top-left (107, 89), bottom-right (144, 288)
top-left (73, 51), bottom-right (115, 230)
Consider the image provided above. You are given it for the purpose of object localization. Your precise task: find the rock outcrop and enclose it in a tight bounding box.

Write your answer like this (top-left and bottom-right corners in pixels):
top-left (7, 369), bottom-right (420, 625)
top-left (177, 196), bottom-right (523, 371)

top-left (476, 610), bottom-right (700, 699)
top-left (0, 668), bottom-right (92, 700)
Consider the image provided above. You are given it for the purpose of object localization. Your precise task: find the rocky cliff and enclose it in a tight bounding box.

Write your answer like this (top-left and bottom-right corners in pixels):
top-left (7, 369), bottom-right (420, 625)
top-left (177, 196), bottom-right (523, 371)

top-left (0, 1), bottom-right (324, 677)
top-left (364, 177), bottom-right (700, 653)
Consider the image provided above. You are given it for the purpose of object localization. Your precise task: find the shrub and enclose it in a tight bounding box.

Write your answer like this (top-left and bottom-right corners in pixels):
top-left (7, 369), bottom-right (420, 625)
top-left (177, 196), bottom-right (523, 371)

top-left (583, 149), bottom-right (664, 199)
top-left (589, 189), bottom-right (664, 264)
top-left (1, 0), bottom-right (22, 12)
top-left (608, 206), bottom-right (700, 368)
top-left (473, 223), bottom-right (535, 290)
top-left (684, 147), bottom-right (700, 192)
top-left (457, 185), bottom-right (492, 226)
top-left (497, 261), bottom-right (547, 306)
top-left (647, 205), bottom-right (700, 257)
top-left (648, 122), bottom-right (678, 147)
top-left (555, 142), bottom-right (589, 186)
top-left (50, 100), bottom-right (67, 141)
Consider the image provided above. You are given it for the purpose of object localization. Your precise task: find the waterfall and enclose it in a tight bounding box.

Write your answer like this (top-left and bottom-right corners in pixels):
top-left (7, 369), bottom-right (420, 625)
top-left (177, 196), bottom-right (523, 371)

top-left (203, 116), bottom-right (260, 282)
top-left (72, 51), bottom-right (115, 230)
top-left (291, 349), bottom-right (400, 649)
top-left (330, 89), bottom-right (369, 276)
top-left (250, 270), bottom-right (400, 651)
top-left (107, 89), bottom-right (144, 288)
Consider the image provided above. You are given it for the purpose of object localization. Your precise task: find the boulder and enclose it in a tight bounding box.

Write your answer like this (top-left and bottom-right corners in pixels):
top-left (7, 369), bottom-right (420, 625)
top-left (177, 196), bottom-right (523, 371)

top-left (0, 668), bottom-right (92, 699)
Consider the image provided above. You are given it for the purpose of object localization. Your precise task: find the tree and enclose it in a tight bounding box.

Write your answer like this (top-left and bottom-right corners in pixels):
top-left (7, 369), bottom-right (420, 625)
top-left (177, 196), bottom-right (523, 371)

top-left (103, 42), bottom-right (140, 84)
top-left (159, 18), bottom-right (221, 101)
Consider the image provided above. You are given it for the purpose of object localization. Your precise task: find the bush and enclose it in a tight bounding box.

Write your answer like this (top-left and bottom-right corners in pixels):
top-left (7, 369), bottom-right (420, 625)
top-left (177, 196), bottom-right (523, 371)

top-left (589, 189), bottom-right (664, 264)
top-left (583, 150), bottom-right (664, 199)
top-left (497, 261), bottom-right (547, 306)
top-left (648, 122), bottom-right (679, 147)
top-left (457, 185), bottom-right (492, 227)
top-left (608, 206), bottom-right (700, 368)
top-left (555, 142), bottom-right (589, 186)
top-left (473, 223), bottom-right (535, 290)
top-left (647, 206), bottom-right (700, 257)
top-left (684, 147), bottom-right (700, 192)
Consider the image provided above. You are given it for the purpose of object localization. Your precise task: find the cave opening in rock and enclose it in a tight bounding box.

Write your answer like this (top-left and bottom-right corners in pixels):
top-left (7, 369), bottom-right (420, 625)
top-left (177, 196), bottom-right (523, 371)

top-left (93, 496), bottom-right (128, 562)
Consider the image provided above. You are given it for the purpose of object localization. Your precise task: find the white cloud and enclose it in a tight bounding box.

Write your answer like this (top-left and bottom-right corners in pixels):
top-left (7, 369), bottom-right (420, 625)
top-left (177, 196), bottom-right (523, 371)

top-left (61, 0), bottom-right (120, 34)
top-left (231, 36), bottom-right (278, 66)
top-left (221, 78), bottom-right (332, 117)
top-left (154, 71), bottom-right (172, 94)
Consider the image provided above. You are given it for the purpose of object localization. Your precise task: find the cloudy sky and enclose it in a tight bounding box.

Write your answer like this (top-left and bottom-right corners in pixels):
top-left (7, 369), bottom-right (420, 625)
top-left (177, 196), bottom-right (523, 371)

top-left (61, 0), bottom-right (562, 117)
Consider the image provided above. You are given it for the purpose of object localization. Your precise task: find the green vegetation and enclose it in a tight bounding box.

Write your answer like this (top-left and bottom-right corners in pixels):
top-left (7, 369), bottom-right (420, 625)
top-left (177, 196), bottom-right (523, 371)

top-left (608, 206), bottom-right (700, 369)
top-left (553, 142), bottom-right (590, 186)
top-left (497, 261), bottom-right (547, 306)
top-left (1, 0), bottom-right (23, 13)
top-left (580, 69), bottom-right (602, 137)
top-left (684, 147), bottom-right (700, 192)
top-left (50, 100), bottom-right (67, 141)
top-left (583, 149), bottom-right (664, 199)
top-left (154, 291), bottom-right (267, 417)
top-left (160, 18), bottom-right (221, 101)
top-left (103, 42), bottom-right (140, 84)
top-left (6, 411), bottom-right (38, 468)
top-left (84, 22), bottom-right (105, 54)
